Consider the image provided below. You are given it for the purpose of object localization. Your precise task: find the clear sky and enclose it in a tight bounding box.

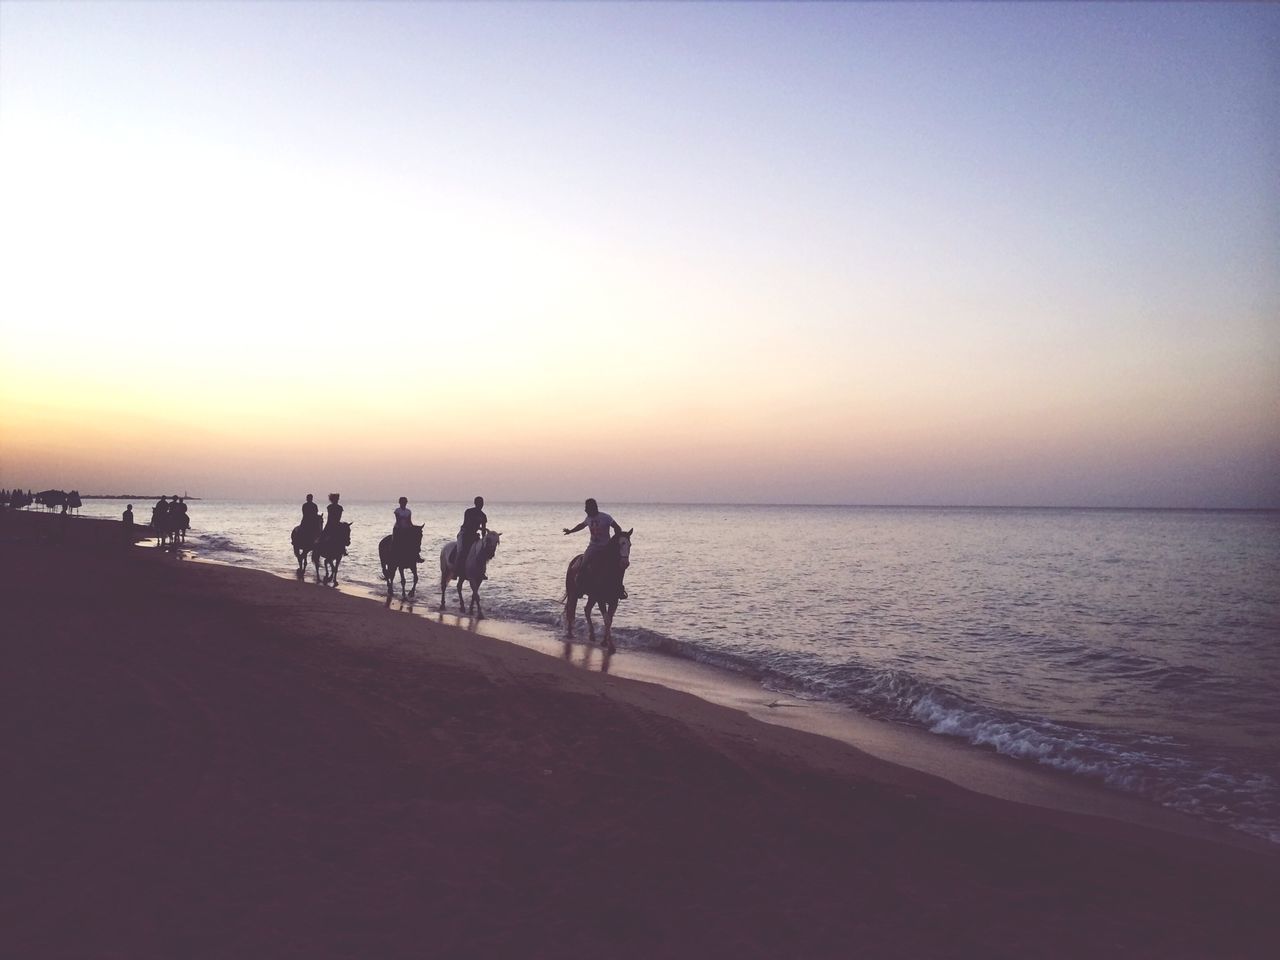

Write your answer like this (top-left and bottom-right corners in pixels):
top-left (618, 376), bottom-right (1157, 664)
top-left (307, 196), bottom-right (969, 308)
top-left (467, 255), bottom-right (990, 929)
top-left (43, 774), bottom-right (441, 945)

top-left (1, 1), bottom-right (1277, 506)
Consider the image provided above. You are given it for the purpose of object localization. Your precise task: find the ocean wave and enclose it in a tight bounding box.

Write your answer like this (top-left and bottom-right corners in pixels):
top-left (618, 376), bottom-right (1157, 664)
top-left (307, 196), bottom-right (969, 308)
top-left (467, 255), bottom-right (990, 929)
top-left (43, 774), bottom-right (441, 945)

top-left (193, 533), bottom-right (253, 556)
top-left (511, 612), bottom-right (1280, 844)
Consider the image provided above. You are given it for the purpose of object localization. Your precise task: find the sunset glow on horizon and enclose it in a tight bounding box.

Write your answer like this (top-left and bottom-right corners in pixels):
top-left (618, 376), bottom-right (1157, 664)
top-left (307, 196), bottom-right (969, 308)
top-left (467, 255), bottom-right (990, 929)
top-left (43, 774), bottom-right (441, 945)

top-left (2, 1), bottom-right (1277, 507)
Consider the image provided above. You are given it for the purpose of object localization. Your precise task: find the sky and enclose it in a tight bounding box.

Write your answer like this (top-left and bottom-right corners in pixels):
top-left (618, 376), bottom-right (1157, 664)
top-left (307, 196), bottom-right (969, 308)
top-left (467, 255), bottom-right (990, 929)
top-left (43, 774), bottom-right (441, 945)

top-left (1, 1), bottom-right (1277, 507)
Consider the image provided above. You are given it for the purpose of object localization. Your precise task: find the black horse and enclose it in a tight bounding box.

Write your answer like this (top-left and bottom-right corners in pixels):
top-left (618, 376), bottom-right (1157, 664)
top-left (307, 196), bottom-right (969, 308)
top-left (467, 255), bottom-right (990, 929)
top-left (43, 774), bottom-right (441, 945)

top-left (291, 523), bottom-right (321, 574)
top-left (313, 522), bottom-right (352, 585)
top-left (379, 523), bottom-right (424, 596)
top-left (564, 528), bottom-right (632, 653)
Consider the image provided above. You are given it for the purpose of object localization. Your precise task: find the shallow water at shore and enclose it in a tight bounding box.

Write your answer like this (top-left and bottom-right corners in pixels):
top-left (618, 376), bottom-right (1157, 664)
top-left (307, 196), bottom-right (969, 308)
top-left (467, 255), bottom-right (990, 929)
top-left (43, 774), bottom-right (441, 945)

top-left (71, 499), bottom-right (1280, 843)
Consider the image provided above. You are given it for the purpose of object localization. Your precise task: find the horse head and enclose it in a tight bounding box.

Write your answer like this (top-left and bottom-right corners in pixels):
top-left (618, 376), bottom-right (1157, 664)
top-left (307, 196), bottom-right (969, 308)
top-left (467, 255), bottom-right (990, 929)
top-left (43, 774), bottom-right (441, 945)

top-left (481, 530), bottom-right (501, 560)
top-left (614, 528), bottom-right (633, 569)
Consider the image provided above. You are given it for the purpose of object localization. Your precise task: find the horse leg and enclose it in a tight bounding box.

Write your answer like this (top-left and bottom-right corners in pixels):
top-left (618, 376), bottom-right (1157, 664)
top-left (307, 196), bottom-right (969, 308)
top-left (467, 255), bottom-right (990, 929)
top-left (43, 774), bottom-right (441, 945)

top-left (455, 576), bottom-right (465, 612)
top-left (410, 565), bottom-right (418, 593)
top-left (469, 581), bottom-right (483, 619)
top-left (584, 597), bottom-right (597, 645)
top-left (602, 600), bottom-right (616, 654)
top-left (565, 594), bottom-right (578, 637)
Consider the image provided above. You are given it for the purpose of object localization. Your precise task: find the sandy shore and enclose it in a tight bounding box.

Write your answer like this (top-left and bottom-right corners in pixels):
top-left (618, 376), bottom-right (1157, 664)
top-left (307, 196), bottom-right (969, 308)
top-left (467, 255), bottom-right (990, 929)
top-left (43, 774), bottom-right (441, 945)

top-left (3, 510), bottom-right (1277, 959)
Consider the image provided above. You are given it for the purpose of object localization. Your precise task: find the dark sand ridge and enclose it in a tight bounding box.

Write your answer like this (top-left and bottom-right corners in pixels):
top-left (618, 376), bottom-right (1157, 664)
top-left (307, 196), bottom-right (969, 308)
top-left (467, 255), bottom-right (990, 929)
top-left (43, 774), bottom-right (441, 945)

top-left (3, 510), bottom-right (1277, 959)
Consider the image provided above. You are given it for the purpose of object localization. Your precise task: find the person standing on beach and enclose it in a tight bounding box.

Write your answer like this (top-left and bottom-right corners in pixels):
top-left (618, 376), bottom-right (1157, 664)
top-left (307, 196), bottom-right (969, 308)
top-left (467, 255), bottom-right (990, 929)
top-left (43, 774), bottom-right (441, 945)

top-left (122, 504), bottom-right (134, 541)
top-left (393, 497), bottom-right (425, 563)
top-left (563, 498), bottom-right (626, 599)
top-left (453, 497), bottom-right (488, 579)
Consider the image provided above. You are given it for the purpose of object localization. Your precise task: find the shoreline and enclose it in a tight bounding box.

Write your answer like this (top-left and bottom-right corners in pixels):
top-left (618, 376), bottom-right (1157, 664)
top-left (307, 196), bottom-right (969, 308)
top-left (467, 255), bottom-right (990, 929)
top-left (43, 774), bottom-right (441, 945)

top-left (193, 548), bottom-right (1271, 854)
top-left (4, 510), bottom-right (1277, 958)
top-left (55, 506), bottom-right (1280, 852)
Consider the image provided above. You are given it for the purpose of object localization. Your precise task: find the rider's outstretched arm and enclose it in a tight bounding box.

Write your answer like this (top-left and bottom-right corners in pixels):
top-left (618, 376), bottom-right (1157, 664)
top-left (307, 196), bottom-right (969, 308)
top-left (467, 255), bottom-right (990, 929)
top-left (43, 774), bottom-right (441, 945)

top-left (563, 521), bottom-right (586, 535)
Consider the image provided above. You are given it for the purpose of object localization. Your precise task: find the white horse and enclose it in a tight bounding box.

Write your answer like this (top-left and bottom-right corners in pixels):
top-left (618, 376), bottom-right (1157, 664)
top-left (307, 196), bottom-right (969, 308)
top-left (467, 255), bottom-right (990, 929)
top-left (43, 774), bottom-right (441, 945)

top-left (439, 530), bottom-right (501, 618)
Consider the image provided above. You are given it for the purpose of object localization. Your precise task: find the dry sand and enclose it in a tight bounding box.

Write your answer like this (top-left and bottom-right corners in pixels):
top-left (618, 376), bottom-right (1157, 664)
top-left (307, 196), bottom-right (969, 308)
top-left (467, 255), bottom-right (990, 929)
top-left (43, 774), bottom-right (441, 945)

top-left (3, 509), bottom-right (1277, 959)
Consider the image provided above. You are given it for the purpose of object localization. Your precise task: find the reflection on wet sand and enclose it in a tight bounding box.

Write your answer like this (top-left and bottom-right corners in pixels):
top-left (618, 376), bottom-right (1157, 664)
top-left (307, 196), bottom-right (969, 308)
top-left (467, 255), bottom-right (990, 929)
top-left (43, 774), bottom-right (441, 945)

top-left (562, 638), bottom-right (612, 674)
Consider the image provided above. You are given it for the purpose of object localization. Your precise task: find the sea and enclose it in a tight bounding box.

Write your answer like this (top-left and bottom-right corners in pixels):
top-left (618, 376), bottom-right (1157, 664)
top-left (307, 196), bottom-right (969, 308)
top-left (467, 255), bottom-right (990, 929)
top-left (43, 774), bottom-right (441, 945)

top-left (76, 498), bottom-right (1280, 845)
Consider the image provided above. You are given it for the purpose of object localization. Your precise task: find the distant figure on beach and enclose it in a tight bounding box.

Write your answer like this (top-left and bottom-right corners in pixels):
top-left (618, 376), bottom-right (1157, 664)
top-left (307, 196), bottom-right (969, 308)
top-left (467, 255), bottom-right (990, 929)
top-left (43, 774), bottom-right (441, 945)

top-left (393, 497), bottom-right (425, 563)
top-left (563, 498), bottom-right (627, 599)
top-left (454, 497), bottom-right (488, 579)
top-left (154, 495), bottom-right (169, 520)
top-left (300, 494), bottom-right (321, 539)
top-left (122, 504), bottom-right (134, 539)
top-left (322, 493), bottom-right (346, 554)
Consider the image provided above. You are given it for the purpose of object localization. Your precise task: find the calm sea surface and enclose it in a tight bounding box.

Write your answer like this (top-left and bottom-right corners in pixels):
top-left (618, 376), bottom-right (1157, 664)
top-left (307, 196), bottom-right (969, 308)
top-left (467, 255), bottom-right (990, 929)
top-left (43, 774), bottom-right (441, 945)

top-left (77, 499), bottom-right (1280, 844)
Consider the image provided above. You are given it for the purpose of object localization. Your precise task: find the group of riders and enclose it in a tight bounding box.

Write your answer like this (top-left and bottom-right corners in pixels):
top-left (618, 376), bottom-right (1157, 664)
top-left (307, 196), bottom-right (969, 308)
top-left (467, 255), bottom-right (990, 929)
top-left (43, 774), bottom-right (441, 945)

top-left (296, 493), bottom-right (627, 597)
top-left (148, 495), bottom-right (191, 543)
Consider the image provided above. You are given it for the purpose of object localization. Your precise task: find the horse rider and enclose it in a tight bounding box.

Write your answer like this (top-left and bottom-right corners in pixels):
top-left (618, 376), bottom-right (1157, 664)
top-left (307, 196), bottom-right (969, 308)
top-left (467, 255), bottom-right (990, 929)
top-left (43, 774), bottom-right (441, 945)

top-left (300, 494), bottom-right (322, 539)
top-left (454, 496), bottom-right (488, 579)
top-left (154, 495), bottom-right (169, 519)
top-left (322, 493), bottom-right (345, 553)
top-left (563, 498), bottom-right (627, 599)
top-left (393, 497), bottom-right (425, 563)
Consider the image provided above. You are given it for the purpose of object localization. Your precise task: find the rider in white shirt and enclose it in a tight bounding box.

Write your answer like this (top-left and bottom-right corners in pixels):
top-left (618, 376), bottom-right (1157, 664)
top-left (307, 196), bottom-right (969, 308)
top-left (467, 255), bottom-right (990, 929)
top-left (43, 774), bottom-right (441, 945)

top-left (563, 498), bottom-right (627, 599)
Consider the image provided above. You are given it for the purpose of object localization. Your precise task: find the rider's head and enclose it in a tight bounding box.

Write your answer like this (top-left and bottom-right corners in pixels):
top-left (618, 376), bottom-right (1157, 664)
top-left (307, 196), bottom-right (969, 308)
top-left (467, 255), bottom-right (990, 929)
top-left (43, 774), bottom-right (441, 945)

top-left (306, 494), bottom-right (314, 502)
top-left (399, 497), bottom-right (408, 506)
top-left (475, 496), bottom-right (484, 508)
top-left (329, 493), bottom-right (340, 503)
top-left (584, 498), bottom-right (598, 515)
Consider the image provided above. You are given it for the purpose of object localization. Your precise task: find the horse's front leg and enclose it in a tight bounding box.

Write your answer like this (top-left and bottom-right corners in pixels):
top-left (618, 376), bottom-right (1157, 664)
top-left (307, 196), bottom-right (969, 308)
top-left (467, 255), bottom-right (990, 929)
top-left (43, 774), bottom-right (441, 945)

top-left (455, 577), bottom-right (465, 612)
top-left (584, 597), bottom-right (597, 645)
top-left (565, 595), bottom-right (578, 638)
top-left (469, 582), bottom-right (483, 619)
top-left (410, 565), bottom-right (418, 594)
top-left (602, 600), bottom-right (616, 654)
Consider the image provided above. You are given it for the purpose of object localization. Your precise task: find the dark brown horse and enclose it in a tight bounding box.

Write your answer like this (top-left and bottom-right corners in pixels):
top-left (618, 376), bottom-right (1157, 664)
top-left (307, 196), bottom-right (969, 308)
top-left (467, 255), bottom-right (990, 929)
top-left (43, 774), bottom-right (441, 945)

top-left (564, 528), bottom-right (632, 653)
top-left (379, 523), bottom-right (424, 596)
top-left (313, 522), bottom-right (352, 585)
top-left (291, 523), bottom-right (320, 573)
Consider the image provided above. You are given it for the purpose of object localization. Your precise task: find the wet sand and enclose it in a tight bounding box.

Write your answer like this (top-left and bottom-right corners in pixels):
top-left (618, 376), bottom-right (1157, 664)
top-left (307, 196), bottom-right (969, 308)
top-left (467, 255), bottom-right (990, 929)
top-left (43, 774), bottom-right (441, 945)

top-left (3, 509), bottom-right (1277, 959)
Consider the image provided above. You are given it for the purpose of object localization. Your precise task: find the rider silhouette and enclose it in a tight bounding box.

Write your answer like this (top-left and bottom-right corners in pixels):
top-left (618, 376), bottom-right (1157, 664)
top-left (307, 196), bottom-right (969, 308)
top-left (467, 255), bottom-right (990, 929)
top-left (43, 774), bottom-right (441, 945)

top-left (563, 498), bottom-right (627, 599)
top-left (454, 497), bottom-right (488, 579)
top-left (300, 494), bottom-right (321, 539)
top-left (322, 493), bottom-right (346, 554)
top-left (393, 497), bottom-right (425, 563)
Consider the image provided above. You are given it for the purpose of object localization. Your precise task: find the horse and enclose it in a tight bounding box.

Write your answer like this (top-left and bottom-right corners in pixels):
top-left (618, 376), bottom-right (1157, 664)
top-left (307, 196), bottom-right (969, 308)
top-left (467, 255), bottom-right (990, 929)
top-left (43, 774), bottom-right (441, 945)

top-left (564, 528), bottom-right (632, 653)
top-left (290, 523), bottom-right (321, 573)
top-left (313, 522), bottom-right (352, 585)
top-left (151, 504), bottom-right (178, 548)
top-left (439, 530), bottom-right (501, 617)
top-left (379, 523), bottom-right (425, 596)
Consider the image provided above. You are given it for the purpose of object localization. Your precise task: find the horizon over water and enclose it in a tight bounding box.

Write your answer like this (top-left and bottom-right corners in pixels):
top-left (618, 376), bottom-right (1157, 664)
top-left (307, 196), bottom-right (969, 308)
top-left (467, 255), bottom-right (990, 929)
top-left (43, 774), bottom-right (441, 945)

top-left (67, 498), bottom-right (1280, 844)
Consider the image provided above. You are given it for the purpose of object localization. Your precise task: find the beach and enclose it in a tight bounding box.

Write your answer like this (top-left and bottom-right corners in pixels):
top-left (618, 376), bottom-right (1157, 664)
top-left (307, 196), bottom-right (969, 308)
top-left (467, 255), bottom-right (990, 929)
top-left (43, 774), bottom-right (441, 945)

top-left (3, 510), bottom-right (1277, 959)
